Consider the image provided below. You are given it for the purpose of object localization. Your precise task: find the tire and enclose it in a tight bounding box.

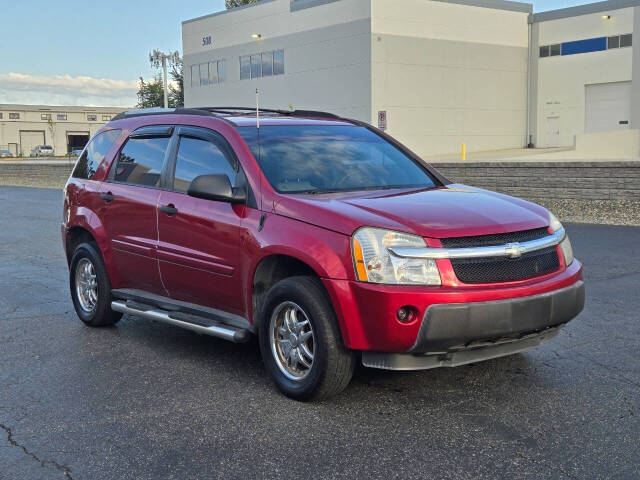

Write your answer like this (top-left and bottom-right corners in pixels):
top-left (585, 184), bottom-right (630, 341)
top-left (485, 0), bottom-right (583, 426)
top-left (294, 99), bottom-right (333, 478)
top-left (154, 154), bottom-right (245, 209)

top-left (69, 242), bottom-right (122, 327)
top-left (258, 276), bottom-right (356, 401)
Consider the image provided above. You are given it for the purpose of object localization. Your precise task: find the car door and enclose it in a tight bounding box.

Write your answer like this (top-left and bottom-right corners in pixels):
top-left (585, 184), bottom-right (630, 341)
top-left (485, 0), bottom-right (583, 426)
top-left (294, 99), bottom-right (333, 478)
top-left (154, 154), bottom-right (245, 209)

top-left (98, 125), bottom-right (173, 294)
top-left (156, 126), bottom-right (246, 314)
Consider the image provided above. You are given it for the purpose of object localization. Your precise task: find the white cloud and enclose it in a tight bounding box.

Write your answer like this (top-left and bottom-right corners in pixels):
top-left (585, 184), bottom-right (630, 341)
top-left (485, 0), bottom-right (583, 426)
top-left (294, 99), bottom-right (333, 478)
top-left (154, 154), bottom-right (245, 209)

top-left (0, 72), bottom-right (139, 107)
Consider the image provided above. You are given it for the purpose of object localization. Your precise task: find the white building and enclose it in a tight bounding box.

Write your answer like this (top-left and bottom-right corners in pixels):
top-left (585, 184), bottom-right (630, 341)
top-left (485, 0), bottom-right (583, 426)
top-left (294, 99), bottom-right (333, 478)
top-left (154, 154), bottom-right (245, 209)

top-left (530, 2), bottom-right (637, 148)
top-left (183, 0), bottom-right (640, 155)
top-left (0, 104), bottom-right (125, 157)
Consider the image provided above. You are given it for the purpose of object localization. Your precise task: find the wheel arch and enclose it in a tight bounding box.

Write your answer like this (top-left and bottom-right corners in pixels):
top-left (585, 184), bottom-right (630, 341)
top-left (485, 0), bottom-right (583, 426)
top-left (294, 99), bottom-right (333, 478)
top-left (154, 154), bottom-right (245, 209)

top-left (250, 253), bottom-right (320, 329)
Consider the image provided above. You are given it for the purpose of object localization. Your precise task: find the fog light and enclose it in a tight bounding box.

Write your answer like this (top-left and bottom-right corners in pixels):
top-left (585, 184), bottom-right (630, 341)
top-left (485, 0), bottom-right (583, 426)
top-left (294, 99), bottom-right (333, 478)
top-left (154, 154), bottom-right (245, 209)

top-left (397, 306), bottom-right (416, 323)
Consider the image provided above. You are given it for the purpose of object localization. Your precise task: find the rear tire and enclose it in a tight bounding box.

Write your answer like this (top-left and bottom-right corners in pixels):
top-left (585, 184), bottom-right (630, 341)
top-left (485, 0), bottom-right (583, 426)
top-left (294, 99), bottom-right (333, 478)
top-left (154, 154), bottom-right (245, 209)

top-left (259, 276), bottom-right (356, 401)
top-left (69, 242), bottom-right (122, 327)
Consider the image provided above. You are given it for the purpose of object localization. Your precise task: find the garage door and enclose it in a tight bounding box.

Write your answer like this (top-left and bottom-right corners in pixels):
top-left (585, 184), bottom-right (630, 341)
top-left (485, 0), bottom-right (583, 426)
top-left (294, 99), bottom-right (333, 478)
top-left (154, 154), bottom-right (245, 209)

top-left (19, 130), bottom-right (45, 157)
top-left (585, 81), bottom-right (631, 134)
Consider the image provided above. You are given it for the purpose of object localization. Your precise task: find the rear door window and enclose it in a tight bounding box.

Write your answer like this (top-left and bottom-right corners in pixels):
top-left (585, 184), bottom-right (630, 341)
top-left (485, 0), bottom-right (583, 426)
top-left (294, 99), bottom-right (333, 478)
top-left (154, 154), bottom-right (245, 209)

top-left (113, 136), bottom-right (170, 187)
top-left (173, 136), bottom-right (237, 193)
top-left (72, 129), bottom-right (121, 179)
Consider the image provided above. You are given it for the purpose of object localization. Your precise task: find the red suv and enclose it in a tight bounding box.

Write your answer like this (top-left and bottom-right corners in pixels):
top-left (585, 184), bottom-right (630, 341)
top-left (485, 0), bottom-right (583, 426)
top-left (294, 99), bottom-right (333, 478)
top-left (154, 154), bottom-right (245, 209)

top-left (62, 108), bottom-right (584, 400)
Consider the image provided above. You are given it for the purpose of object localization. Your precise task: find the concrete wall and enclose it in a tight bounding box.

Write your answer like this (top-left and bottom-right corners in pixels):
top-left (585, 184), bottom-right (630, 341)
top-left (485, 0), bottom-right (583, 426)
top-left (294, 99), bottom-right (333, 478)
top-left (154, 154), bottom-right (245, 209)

top-left (370, 0), bottom-right (530, 157)
top-left (0, 162), bottom-right (74, 189)
top-left (535, 7), bottom-right (635, 148)
top-left (183, 0), bottom-right (373, 121)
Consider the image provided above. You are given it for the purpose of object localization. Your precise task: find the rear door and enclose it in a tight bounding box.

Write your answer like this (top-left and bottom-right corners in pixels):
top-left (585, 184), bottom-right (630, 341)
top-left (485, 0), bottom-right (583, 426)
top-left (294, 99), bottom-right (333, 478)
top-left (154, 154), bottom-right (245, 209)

top-left (98, 125), bottom-right (173, 294)
top-left (156, 126), bottom-right (246, 314)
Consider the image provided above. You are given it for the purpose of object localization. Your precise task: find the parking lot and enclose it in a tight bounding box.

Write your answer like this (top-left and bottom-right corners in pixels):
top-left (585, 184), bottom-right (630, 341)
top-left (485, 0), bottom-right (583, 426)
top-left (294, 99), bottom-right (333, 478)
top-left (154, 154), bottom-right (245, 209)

top-left (0, 185), bottom-right (638, 480)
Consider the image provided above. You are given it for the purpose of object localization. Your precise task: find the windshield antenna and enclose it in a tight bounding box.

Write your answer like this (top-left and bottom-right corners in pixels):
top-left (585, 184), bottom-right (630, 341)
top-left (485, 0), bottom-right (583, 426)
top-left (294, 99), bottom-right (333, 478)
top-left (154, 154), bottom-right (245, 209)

top-left (256, 88), bottom-right (260, 129)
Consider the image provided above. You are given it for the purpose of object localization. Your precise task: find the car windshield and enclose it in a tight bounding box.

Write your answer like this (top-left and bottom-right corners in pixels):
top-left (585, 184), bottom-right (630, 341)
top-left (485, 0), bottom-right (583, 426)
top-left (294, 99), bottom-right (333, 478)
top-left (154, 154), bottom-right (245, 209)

top-left (238, 125), bottom-right (437, 193)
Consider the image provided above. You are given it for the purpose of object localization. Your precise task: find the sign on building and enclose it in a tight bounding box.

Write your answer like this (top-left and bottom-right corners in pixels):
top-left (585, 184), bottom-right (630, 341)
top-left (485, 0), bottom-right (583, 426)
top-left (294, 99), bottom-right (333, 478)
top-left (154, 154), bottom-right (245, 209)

top-left (377, 111), bottom-right (387, 130)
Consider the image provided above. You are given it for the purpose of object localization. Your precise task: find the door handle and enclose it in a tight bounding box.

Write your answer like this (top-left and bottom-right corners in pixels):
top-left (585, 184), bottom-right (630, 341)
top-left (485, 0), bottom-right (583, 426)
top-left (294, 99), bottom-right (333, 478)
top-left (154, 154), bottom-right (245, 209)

top-left (100, 192), bottom-right (114, 203)
top-left (160, 204), bottom-right (178, 215)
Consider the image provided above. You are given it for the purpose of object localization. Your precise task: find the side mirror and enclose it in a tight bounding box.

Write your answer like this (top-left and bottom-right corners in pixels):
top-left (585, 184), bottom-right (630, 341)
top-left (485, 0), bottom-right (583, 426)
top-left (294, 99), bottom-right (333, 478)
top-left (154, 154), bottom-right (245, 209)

top-left (187, 174), bottom-right (246, 203)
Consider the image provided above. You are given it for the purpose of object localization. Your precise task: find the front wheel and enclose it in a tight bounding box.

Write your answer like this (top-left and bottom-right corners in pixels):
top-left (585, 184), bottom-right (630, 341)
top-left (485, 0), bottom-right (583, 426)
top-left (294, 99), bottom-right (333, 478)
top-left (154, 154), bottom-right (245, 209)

top-left (259, 276), bottom-right (356, 401)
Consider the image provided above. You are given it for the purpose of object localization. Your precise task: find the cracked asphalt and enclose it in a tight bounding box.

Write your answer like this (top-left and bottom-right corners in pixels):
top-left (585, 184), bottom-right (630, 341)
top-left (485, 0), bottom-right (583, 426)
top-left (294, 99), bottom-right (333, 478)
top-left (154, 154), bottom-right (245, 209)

top-left (0, 185), bottom-right (638, 480)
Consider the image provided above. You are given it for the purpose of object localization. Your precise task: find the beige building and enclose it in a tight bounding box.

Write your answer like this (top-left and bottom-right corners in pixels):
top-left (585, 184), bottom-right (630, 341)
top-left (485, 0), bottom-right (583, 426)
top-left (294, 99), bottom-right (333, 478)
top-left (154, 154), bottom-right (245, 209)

top-left (0, 104), bottom-right (125, 157)
top-left (183, 0), bottom-right (640, 156)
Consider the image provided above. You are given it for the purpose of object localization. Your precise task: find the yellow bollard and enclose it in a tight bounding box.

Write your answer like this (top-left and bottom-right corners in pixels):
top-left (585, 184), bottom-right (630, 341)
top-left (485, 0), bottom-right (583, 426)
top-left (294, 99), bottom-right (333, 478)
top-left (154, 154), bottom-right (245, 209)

top-left (461, 142), bottom-right (466, 162)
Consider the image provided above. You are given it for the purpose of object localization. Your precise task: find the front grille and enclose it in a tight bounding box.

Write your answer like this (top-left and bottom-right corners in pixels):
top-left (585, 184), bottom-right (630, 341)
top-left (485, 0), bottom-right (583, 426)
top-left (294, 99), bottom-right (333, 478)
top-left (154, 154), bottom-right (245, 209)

top-left (441, 228), bottom-right (560, 284)
top-left (440, 227), bottom-right (549, 248)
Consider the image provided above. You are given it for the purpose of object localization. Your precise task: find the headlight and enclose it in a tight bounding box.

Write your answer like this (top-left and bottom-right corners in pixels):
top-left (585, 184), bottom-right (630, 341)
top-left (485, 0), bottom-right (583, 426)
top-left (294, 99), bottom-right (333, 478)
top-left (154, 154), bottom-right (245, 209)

top-left (548, 211), bottom-right (574, 266)
top-left (352, 227), bottom-right (441, 285)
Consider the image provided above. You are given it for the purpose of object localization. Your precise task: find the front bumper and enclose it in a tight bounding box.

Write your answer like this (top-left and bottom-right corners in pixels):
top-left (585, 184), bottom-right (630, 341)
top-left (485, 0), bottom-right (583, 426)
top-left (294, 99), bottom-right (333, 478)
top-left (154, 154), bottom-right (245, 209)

top-left (361, 280), bottom-right (584, 370)
top-left (409, 280), bottom-right (584, 353)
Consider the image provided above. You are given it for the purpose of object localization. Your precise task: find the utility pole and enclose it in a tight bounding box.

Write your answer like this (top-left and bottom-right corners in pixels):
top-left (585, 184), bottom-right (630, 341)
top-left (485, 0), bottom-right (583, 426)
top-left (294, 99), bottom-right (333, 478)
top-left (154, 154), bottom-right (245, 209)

top-left (149, 49), bottom-right (181, 108)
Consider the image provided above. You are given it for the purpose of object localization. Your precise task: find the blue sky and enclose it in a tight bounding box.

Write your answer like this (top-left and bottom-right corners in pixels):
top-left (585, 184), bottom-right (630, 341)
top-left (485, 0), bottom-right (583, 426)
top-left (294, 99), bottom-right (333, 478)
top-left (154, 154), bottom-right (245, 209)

top-left (0, 0), bottom-right (599, 106)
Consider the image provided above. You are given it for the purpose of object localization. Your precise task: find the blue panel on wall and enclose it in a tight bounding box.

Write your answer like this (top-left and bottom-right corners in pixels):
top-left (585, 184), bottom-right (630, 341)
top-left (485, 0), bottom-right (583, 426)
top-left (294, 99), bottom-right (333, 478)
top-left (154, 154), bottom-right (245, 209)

top-left (561, 37), bottom-right (607, 55)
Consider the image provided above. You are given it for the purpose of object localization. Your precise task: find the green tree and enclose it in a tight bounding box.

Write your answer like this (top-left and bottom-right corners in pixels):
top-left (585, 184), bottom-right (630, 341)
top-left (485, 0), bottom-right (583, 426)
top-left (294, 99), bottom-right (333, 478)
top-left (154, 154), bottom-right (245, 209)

top-left (169, 60), bottom-right (184, 108)
top-left (226, 0), bottom-right (259, 8)
top-left (136, 75), bottom-right (165, 108)
top-left (136, 61), bottom-right (184, 109)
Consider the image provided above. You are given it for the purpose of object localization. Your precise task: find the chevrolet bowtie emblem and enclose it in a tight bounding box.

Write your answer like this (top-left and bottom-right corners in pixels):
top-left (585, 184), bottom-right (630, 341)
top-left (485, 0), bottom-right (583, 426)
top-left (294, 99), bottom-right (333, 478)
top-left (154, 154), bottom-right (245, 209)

top-left (505, 242), bottom-right (525, 258)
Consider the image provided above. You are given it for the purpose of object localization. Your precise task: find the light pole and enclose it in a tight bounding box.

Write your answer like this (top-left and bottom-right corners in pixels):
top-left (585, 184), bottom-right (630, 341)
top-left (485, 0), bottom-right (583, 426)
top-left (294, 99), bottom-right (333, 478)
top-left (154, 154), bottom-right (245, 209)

top-left (149, 50), bottom-right (180, 108)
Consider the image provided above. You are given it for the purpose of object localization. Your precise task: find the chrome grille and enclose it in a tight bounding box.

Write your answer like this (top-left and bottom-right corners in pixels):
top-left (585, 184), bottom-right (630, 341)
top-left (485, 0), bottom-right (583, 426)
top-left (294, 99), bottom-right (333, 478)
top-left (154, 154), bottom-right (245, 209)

top-left (442, 228), bottom-right (560, 284)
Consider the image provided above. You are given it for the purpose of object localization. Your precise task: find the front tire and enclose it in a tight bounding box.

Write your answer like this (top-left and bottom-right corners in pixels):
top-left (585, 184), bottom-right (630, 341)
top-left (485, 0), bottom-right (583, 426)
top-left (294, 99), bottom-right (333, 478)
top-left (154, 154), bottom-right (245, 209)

top-left (69, 242), bottom-right (121, 327)
top-left (259, 276), bottom-right (356, 401)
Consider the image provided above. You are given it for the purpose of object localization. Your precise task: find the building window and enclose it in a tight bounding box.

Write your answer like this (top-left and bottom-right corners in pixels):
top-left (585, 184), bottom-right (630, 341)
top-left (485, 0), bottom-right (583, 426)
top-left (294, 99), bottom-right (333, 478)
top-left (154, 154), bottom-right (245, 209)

top-left (87, 114), bottom-right (97, 121)
top-left (200, 62), bottom-right (210, 86)
top-left (550, 44), bottom-right (561, 56)
top-left (539, 46), bottom-right (549, 57)
top-left (57, 114), bottom-right (67, 121)
top-left (102, 115), bottom-right (112, 121)
top-left (9, 113), bottom-right (19, 120)
top-left (207, 59), bottom-right (226, 85)
top-left (0, 113), bottom-right (3, 119)
top-left (240, 49), bottom-right (285, 80)
top-left (218, 60), bottom-right (226, 83)
top-left (261, 51), bottom-right (273, 76)
top-left (41, 113), bottom-right (52, 120)
top-left (240, 56), bottom-right (250, 80)
top-left (620, 34), bottom-right (632, 48)
top-left (608, 36), bottom-right (620, 49)
top-left (191, 64), bottom-right (200, 87)
top-left (190, 60), bottom-right (227, 87)
top-left (274, 49), bottom-right (285, 75)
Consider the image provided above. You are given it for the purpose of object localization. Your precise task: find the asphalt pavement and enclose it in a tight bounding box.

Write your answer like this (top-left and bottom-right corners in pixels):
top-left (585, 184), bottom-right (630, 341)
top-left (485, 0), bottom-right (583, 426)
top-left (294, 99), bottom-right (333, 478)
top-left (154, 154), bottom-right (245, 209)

top-left (0, 186), bottom-right (638, 480)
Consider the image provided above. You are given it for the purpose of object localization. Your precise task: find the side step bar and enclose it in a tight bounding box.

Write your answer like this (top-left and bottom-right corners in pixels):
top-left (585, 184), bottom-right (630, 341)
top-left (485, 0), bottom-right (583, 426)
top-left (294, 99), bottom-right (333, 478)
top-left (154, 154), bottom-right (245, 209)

top-left (111, 301), bottom-right (250, 343)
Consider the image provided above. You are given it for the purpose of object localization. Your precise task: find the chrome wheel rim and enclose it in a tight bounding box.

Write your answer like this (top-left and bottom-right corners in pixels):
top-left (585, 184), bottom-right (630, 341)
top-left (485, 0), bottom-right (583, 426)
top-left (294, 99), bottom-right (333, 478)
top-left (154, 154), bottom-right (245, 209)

top-left (75, 258), bottom-right (98, 312)
top-left (269, 301), bottom-right (315, 381)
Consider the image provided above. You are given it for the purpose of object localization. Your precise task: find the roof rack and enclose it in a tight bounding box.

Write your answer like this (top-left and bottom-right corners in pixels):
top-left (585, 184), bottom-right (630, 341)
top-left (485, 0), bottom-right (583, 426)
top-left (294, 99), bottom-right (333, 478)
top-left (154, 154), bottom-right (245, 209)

top-left (195, 107), bottom-right (342, 119)
top-left (111, 106), bottom-right (343, 122)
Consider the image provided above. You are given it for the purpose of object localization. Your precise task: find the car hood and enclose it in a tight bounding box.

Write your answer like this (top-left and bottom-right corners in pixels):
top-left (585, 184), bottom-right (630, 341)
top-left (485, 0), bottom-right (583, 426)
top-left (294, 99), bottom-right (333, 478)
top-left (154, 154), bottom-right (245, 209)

top-left (273, 184), bottom-right (550, 238)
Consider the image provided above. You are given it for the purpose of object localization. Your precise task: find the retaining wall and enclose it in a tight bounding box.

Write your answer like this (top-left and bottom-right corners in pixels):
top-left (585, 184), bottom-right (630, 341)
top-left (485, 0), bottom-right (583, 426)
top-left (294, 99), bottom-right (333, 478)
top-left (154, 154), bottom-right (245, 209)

top-left (1, 161), bottom-right (638, 225)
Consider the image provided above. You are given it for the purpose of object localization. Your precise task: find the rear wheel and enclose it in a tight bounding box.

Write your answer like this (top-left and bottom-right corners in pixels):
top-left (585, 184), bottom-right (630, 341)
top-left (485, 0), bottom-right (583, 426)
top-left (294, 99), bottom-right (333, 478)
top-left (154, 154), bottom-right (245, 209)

top-left (259, 276), bottom-right (356, 401)
top-left (69, 242), bottom-right (121, 327)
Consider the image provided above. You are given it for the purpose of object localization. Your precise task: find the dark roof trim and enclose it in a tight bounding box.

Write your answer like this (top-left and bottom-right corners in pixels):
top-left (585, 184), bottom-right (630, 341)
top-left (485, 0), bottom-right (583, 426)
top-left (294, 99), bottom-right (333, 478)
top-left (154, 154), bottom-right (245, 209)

top-left (182, 0), bottom-right (276, 25)
top-left (533, 0), bottom-right (640, 23)
top-left (431, 0), bottom-right (532, 14)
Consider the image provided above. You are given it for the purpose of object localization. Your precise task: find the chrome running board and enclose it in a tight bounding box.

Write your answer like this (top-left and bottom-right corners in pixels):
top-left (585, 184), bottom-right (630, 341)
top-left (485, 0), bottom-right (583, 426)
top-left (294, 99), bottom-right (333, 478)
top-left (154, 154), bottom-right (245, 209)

top-left (111, 301), bottom-right (250, 343)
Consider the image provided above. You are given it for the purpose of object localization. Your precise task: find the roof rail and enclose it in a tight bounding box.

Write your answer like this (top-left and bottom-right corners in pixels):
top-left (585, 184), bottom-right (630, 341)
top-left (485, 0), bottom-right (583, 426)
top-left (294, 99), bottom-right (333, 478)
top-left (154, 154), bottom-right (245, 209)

top-left (195, 107), bottom-right (342, 119)
top-left (111, 107), bottom-right (218, 121)
top-left (111, 106), bottom-right (343, 122)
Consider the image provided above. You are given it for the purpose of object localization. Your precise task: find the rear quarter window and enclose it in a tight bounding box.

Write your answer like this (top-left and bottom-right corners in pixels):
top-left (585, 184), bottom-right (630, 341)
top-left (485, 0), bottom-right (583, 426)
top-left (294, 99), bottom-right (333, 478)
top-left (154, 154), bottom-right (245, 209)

top-left (72, 129), bottom-right (121, 180)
